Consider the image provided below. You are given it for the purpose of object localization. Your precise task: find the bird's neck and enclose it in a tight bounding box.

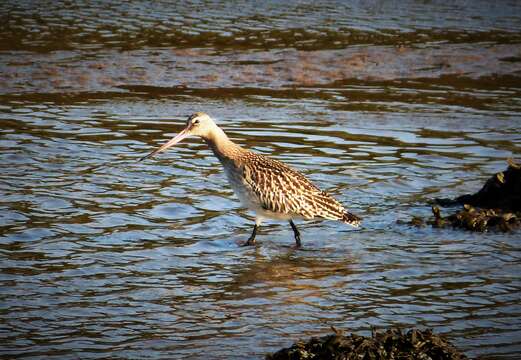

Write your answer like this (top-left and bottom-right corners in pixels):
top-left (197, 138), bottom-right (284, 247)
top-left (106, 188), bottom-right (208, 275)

top-left (203, 127), bottom-right (243, 164)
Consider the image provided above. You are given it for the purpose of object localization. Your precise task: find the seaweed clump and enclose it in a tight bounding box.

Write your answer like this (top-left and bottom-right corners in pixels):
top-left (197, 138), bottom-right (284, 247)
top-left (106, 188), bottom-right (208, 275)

top-left (430, 204), bottom-right (519, 232)
top-left (430, 159), bottom-right (521, 232)
top-left (401, 159), bottom-right (521, 232)
top-left (266, 327), bottom-right (467, 360)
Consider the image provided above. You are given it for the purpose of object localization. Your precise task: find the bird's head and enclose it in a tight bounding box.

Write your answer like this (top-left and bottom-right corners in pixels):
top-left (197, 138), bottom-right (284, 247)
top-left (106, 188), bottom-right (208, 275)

top-left (140, 112), bottom-right (217, 161)
top-left (183, 112), bottom-right (217, 138)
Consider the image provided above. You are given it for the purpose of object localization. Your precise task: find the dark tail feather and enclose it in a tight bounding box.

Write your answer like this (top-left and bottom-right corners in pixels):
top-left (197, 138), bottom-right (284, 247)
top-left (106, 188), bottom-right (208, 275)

top-left (342, 211), bottom-right (361, 227)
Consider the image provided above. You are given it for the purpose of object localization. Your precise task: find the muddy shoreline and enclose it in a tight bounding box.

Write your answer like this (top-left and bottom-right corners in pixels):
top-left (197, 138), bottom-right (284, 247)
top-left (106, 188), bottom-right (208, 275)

top-left (2, 43), bottom-right (521, 95)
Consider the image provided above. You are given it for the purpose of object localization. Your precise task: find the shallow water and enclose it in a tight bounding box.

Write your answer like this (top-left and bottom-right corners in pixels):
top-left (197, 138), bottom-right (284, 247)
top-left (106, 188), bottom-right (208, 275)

top-left (1, 1), bottom-right (521, 359)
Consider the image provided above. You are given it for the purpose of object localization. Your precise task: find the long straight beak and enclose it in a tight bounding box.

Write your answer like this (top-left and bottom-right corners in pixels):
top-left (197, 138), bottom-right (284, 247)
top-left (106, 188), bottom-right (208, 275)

top-left (139, 128), bottom-right (190, 161)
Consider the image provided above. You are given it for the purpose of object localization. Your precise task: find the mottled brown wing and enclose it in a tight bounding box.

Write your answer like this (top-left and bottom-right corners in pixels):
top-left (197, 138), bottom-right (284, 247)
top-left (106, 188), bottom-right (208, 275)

top-left (241, 154), bottom-right (349, 221)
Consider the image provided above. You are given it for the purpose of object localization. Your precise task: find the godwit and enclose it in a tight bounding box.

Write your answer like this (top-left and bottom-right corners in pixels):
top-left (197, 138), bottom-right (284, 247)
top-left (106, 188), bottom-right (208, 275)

top-left (140, 112), bottom-right (361, 247)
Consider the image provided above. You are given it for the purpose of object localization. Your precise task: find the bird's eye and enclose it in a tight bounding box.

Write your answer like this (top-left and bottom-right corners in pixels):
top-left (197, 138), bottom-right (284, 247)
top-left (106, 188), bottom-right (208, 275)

top-left (193, 119), bottom-right (200, 125)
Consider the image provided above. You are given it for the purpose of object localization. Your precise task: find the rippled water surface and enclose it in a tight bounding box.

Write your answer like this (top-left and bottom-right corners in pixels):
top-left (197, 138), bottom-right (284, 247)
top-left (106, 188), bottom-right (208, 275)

top-left (1, 1), bottom-right (521, 359)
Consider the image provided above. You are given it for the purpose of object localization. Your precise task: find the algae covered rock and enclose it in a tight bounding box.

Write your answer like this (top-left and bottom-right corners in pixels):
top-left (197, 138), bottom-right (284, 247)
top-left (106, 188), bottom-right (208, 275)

top-left (266, 327), bottom-right (467, 360)
top-left (404, 159), bottom-right (521, 232)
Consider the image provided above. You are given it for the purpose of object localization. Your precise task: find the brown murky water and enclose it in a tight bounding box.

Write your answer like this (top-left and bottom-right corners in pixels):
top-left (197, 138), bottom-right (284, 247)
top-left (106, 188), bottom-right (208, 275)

top-left (1, 1), bottom-right (521, 359)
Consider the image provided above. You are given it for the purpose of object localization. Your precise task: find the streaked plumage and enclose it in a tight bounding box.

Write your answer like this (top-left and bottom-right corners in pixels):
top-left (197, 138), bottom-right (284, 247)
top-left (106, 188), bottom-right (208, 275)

top-left (141, 112), bottom-right (361, 247)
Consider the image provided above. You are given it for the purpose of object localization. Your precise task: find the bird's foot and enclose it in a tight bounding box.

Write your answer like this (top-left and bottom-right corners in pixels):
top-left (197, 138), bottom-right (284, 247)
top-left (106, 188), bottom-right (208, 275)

top-left (242, 224), bottom-right (258, 247)
top-left (242, 237), bottom-right (256, 247)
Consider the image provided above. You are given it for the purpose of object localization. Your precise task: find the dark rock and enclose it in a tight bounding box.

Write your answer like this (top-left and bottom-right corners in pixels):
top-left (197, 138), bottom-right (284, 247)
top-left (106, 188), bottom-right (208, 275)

top-left (436, 158), bottom-right (521, 212)
top-left (266, 327), bottom-right (468, 360)
top-left (415, 159), bottom-right (521, 232)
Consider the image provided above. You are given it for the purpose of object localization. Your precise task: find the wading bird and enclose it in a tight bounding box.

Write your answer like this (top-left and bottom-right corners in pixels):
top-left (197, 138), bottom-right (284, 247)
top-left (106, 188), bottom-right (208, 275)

top-left (140, 112), bottom-right (360, 247)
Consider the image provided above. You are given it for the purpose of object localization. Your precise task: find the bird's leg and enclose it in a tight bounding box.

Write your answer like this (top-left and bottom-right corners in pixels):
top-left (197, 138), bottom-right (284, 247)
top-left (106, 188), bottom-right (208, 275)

top-left (242, 224), bottom-right (258, 246)
top-left (289, 220), bottom-right (301, 248)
